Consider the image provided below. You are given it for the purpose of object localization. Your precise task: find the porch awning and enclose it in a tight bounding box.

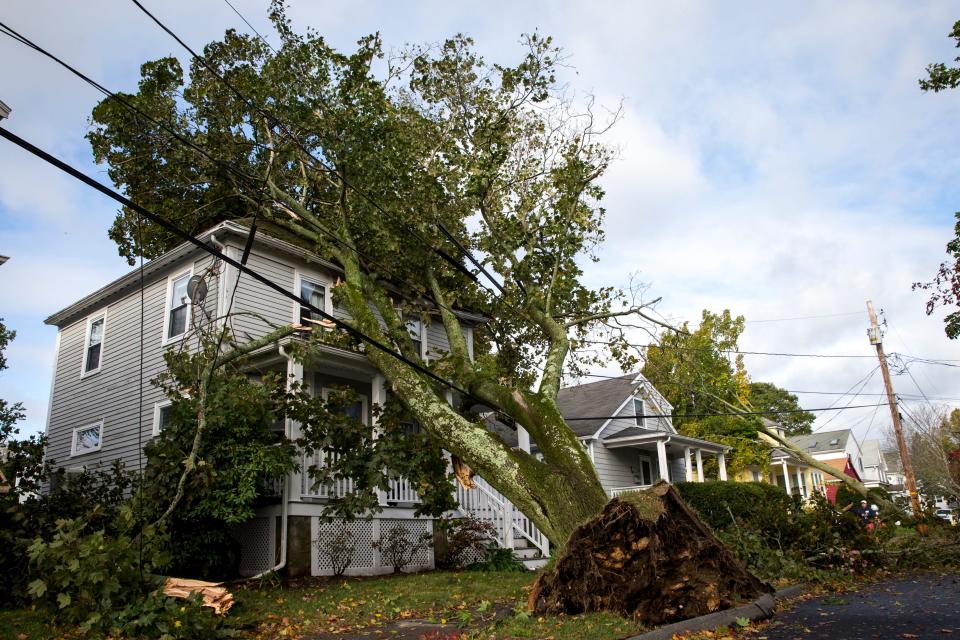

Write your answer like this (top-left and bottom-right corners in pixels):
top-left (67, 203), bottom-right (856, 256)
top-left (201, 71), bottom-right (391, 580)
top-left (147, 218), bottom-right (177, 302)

top-left (601, 427), bottom-right (730, 453)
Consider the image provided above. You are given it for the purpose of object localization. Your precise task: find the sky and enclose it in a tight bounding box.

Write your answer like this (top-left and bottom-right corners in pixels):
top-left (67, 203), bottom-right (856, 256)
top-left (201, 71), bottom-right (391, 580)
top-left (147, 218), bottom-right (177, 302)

top-left (2, 0), bottom-right (960, 445)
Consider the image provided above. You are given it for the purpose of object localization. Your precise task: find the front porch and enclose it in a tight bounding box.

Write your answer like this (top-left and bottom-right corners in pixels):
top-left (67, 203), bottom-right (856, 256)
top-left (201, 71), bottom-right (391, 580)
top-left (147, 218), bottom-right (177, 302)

top-left (600, 428), bottom-right (730, 497)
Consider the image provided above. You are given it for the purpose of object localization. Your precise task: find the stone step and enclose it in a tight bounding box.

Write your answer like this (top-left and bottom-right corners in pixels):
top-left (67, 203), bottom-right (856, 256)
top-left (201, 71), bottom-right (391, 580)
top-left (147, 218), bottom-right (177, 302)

top-left (521, 556), bottom-right (549, 571)
top-left (512, 546), bottom-right (542, 560)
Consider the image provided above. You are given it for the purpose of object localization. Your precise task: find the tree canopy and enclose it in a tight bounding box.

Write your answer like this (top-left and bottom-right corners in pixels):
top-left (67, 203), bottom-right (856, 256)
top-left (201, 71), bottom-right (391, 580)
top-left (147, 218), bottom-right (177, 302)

top-left (916, 19), bottom-right (960, 338)
top-left (86, 4), bottom-right (659, 544)
top-left (748, 382), bottom-right (815, 436)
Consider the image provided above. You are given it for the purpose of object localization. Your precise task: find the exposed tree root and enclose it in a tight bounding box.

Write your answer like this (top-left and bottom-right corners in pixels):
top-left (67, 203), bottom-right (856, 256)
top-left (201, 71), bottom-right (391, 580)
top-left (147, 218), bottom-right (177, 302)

top-left (531, 482), bottom-right (769, 625)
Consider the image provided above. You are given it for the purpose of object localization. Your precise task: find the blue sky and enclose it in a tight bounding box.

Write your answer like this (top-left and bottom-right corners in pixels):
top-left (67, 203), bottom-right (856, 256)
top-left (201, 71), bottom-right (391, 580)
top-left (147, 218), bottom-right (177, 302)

top-left (2, 1), bottom-right (960, 442)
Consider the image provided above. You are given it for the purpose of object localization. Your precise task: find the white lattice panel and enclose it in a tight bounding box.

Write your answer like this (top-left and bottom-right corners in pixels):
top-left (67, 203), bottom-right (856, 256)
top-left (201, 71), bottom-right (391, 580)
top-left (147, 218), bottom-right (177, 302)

top-left (234, 517), bottom-right (276, 577)
top-left (311, 518), bottom-right (375, 575)
top-left (380, 518), bottom-right (433, 570)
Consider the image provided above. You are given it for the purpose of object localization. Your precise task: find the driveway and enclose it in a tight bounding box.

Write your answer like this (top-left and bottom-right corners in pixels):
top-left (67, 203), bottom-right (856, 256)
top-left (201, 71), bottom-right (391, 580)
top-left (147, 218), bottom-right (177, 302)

top-left (760, 572), bottom-right (960, 640)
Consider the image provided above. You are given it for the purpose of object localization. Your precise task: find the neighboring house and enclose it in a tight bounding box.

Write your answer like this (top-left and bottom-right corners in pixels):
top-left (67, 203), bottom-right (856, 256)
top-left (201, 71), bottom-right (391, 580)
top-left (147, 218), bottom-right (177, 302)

top-left (860, 439), bottom-right (892, 490)
top-left (735, 419), bottom-right (829, 500)
top-left (42, 222), bottom-right (728, 577)
top-left (554, 373), bottom-right (730, 494)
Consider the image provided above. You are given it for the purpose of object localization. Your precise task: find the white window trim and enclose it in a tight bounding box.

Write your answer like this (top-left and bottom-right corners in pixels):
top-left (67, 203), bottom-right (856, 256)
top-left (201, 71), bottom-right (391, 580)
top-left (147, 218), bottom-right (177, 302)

top-left (162, 267), bottom-right (194, 346)
top-left (320, 387), bottom-right (368, 426)
top-left (70, 420), bottom-right (103, 457)
top-left (633, 397), bottom-right (646, 428)
top-left (79, 308), bottom-right (107, 379)
top-left (152, 400), bottom-right (173, 437)
top-left (404, 316), bottom-right (428, 361)
top-left (293, 269), bottom-right (334, 324)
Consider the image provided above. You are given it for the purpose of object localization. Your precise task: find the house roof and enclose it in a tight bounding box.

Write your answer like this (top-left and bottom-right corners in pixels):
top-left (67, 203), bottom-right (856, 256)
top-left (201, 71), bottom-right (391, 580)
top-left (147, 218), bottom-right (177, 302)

top-left (789, 429), bottom-right (850, 454)
top-left (601, 427), bottom-right (730, 452)
top-left (555, 373), bottom-right (640, 436)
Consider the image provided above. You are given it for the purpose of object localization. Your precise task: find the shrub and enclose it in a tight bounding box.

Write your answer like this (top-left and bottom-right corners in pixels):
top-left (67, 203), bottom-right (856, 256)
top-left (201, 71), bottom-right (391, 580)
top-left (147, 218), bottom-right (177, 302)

top-left (675, 481), bottom-right (798, 539)
top-left (373, 523), bottom-right (432, 573)
top-left (468, 543), bottom-right (527, 572)
top-left (317, 524), bottom-right (356, 576)
top-left (26, 517), bottom-right (155, 634)
top-left (434, 516), bottom-right (497, 569)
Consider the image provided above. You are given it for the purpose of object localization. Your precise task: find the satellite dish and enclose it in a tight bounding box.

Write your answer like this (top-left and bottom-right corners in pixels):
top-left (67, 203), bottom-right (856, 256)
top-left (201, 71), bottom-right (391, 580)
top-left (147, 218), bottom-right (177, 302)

top-left (187, 275), bottom-right (208, 305)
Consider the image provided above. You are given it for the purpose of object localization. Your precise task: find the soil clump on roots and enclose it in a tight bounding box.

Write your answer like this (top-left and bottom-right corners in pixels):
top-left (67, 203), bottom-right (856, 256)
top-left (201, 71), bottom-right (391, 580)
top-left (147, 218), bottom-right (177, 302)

top-left (530, 482), bottom-right (769, 625)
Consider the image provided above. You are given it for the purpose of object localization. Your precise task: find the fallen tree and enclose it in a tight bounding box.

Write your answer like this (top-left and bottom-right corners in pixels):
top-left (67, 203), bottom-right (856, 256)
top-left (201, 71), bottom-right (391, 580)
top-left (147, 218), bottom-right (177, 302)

top-left (530, 483), bottom-right (769, 624)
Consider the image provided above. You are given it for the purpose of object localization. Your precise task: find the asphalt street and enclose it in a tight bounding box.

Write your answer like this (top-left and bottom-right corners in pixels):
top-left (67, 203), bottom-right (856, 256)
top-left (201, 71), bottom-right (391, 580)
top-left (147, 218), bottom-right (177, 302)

top-left (760, 572), bottom-right (960, 640)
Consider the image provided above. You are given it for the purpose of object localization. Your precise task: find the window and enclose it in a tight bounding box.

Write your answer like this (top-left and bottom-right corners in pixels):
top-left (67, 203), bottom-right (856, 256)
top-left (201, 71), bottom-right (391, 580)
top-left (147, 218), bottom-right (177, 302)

top-left (633, 398), bottom-right (646, 427)
top-left (152, 401), bottom-right (173, 437)
top-left (165, 271), bottom-right (191, 341)
top-left (752, 469), bottom-right (761, 482)
top-left (321, 387), bottom-right (367, 425)
top-left (299, 278), bottom-right (326, 324)
top-left (71, 422), bottom-right (102, 456)
top-left (405, 317), bottom-right (424, 358)
top-left (828, 438), bottom-right (840, 447)
top-left (82, 313), bottom-right (105, 375)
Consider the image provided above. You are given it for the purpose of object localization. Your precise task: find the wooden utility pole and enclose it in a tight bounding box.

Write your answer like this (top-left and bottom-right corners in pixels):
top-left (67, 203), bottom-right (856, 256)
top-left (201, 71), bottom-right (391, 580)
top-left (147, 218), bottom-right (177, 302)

top-left (866, 300), bottom-right (922, 518)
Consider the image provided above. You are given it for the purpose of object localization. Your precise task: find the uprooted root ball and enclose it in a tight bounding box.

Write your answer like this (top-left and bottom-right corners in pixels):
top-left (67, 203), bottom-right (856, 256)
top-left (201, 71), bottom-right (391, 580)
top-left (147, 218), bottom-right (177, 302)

top-left (530, 482), bottom-right (769, 625)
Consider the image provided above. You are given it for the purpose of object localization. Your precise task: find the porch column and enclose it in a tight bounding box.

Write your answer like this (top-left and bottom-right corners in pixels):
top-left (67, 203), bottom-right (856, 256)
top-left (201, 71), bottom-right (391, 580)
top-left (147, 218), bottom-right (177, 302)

top-left (718, 452), bottom-right (728, 481)
top-left (371, 374), bottom-right (387, 505)
top-left (781, 460), bottom-right (792, 495)
top-left (656, 440), bottom-right (670, 482)
top-left (695, 448), bottom-right (704, 483)
top-left (283, 349), bottom-right (304, 499)
top-left (684, 447), bottom-right (693, 482)
top-left (796, 470), bottom-right (805, 498)
top-left (517, 427), bottom-right (531, 453)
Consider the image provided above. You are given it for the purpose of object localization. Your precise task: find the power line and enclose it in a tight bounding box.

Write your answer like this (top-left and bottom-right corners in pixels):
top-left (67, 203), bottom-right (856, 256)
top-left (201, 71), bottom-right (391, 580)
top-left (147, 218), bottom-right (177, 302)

top-left (0, 125), bottom-right (481, 401)
top-left (562, 402), bottom-right (891, 422)
top-left (0, 20), bottom-right (488, 340)
top-left (744, 310), bottom-right (867, 324)
top-left (577, 338), bottom-right (877, 358)
top-left (129, 0), bottom-right (517, 304)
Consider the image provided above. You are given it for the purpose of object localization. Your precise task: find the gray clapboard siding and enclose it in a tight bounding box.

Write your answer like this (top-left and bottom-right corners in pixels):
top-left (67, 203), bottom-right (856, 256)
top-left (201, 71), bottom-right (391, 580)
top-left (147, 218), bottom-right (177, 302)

top-left (592, 443), bottom-right (641, 491)
top-left (46, 234), bottom-right (470, 476)
top-left (46, 255), bottom-right (216, 473)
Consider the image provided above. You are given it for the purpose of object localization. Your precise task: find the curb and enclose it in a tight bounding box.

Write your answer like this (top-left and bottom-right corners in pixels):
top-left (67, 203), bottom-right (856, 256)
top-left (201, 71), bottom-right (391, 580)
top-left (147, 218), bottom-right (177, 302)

top-left (626, 585), bottom-right (807, 640)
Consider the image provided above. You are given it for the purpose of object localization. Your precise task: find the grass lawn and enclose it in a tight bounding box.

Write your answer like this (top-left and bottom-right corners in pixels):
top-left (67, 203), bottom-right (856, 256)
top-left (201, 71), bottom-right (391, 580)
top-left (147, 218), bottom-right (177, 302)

top-left (232, 570), bottom-right (646, 639)
top-left (0, 571), bottom-right (645, 639)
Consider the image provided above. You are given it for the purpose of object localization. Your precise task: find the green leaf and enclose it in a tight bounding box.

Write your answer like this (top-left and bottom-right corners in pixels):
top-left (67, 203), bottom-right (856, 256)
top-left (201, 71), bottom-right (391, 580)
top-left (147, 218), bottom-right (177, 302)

top-left (57, 592), bottom-right (72, 609)
top-left (27, 578), bottom-right (47, 597)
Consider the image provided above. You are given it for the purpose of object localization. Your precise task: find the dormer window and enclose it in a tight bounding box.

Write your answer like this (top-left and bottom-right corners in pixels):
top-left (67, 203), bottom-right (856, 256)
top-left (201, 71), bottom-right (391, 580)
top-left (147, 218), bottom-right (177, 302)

top-left (299, 278), bottom-right (326, 324)
top-left (829, 438), bottom-right (840, 447)
top-left (634, 398), bottom-right (646, 427)
top-left (165, 271), bottom-right (192, 342)
top-left (82, 313), bottom-right (105, 375)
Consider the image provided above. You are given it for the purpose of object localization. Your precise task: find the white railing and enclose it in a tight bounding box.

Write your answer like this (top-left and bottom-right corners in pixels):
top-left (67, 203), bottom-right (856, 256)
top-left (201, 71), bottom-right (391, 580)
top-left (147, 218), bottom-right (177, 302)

top-left (455, 476), bottom-right (549, 558)
top-left (301, 451), bottom-right (355, 499)
top-left (385, 476), bottom-right (421, 504)
top-left (301, 451), bottom-right (420, 504)
top-left (610, 484), bottom-right (652, 497)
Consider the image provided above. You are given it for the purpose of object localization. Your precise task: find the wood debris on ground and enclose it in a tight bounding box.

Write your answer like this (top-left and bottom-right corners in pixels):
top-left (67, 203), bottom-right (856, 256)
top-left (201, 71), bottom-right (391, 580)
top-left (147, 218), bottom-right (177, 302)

top-left (162, 577), bottom-right (235, 615)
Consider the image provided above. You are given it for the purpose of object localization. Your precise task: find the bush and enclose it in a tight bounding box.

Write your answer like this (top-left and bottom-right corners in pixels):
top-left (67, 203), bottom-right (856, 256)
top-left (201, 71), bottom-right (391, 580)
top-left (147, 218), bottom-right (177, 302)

top-left (468, 543), bottom-right (527, 572)
top-left (675, 481), bottom-right (798, 539)
top-left (434, 516), bottom-right (497, 569)
top-left (317, 524), bottom-right (356, 576)
top-left (373, 523), bottom-right (432, 573)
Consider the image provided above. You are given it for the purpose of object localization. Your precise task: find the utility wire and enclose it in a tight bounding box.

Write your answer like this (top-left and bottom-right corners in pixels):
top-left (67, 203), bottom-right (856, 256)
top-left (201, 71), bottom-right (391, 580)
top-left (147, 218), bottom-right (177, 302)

top-left (129, 0), bottom-right (517, 303)
top-left (0, 20), bottom-right (487, 336)
top-left (0, 125), bottom-right (482, 401)
top-left (578, 339), bottom-right (877, 358)
top-left (561, 402), bottom-right (891, 421)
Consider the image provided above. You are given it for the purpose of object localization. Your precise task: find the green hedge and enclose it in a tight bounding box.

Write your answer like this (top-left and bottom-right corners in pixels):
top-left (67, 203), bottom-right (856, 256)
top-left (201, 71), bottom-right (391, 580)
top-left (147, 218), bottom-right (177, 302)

top-left (674, 481), bottom-right (796, 536)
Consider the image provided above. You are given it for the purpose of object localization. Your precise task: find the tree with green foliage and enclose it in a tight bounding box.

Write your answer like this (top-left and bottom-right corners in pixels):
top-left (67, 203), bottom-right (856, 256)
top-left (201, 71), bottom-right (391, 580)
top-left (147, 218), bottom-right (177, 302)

top-left (641, 310), bottom-right (768, 474)
top-left (86, 4), bottom-right (657, 546)
top-left (748, 382), bottom-right (815, 436)
top-left (915, 19), bottom-right (960, 338)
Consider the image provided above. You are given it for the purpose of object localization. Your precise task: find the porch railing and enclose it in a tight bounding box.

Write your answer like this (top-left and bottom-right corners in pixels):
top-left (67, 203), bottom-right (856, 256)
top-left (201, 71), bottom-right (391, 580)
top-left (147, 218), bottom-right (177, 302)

top-left (609, 484), bottom-right (652, 497)
top-left (301, 451), bottom-right (421, 504)
top-left (455, 476), bottom-right (549, 558)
